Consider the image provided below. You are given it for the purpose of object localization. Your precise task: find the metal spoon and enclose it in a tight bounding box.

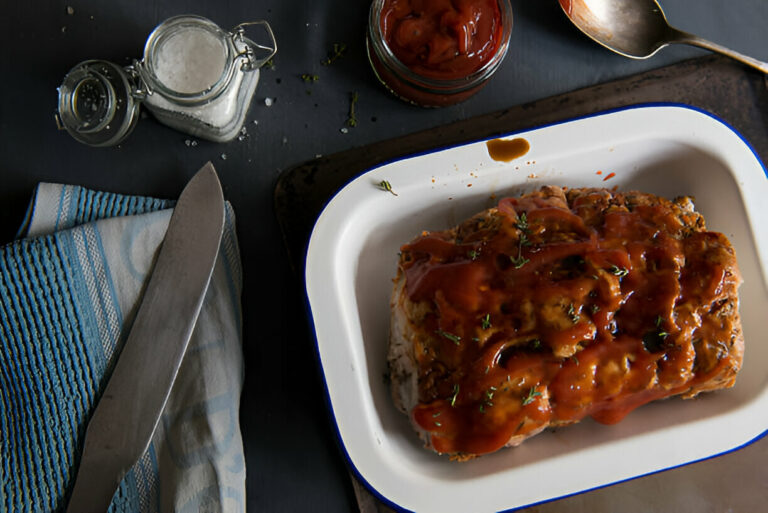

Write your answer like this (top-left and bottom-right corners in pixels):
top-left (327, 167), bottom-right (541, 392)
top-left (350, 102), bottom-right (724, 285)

top-left (558, 0), bottom-right (768, 74)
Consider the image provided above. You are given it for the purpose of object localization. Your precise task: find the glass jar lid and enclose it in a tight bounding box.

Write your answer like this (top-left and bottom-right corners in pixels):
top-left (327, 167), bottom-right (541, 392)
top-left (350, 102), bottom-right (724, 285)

top-left (56, 60), bottom-right (140, 147)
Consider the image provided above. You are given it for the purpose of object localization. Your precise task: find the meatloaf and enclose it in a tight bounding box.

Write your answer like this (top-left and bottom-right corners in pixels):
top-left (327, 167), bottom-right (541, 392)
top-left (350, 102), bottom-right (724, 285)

top-left (388, 186), bottom-right (743, 458)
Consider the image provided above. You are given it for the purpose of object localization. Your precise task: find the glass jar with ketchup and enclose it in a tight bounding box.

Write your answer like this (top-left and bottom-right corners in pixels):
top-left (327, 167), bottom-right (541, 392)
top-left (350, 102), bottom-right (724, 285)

top-left (367, 0), bottom-right (513, 107)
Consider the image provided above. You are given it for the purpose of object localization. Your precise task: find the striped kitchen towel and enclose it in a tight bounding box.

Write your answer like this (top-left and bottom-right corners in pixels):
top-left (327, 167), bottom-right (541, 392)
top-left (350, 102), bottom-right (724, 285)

top-left (1, 180), bottom-right (245, 512)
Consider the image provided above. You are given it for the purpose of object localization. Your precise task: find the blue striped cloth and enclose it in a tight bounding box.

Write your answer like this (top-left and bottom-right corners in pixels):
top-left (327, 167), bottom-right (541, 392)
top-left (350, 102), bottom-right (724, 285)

top-left (1, 183), bottom-right (245, 512)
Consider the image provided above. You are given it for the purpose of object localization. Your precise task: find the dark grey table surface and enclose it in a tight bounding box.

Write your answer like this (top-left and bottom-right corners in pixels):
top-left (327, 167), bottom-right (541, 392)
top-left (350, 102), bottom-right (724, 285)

top-left (1, 1), bottom-right (767, 512)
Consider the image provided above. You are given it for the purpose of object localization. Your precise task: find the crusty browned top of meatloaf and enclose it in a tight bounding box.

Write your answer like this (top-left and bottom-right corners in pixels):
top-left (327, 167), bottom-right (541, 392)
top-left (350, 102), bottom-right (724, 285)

top-left (389, 186), bottom-right (743, 457)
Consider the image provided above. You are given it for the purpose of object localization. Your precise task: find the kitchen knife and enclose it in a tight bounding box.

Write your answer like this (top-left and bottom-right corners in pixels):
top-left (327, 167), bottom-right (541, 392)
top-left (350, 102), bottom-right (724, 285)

top-left (66, 163), bottom-right (225, 513)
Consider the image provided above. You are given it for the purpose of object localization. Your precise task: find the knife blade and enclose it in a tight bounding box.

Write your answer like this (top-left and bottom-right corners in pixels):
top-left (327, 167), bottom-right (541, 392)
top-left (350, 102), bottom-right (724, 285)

top-left (66, 162), bottom-right (225, 513)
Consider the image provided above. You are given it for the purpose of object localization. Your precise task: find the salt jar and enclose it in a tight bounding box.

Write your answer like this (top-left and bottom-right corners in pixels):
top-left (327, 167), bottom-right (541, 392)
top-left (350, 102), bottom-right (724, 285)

top-left (56, 15), bottom-right (276, 146)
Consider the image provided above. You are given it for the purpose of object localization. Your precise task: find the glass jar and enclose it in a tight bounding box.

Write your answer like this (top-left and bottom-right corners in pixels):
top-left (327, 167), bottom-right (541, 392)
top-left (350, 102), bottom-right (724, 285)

top-left (56, 15), bottom-right (276, 146)
top-left (366, 0), bottom-right (513, 107)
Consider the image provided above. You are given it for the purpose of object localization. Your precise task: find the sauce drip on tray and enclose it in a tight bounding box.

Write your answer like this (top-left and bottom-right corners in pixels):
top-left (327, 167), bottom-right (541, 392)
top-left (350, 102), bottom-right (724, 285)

top-left (486, 137), bottom-right (530, 162)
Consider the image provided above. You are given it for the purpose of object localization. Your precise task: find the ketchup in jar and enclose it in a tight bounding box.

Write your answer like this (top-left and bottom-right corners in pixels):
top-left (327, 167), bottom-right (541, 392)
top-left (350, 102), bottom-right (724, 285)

top-left (367, 0), bottom-right (513, 107)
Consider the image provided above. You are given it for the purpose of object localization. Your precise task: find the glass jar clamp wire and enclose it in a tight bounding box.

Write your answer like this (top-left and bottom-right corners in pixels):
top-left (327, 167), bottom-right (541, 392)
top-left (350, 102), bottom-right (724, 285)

top-left (56, 15), bottom-right (277, 146)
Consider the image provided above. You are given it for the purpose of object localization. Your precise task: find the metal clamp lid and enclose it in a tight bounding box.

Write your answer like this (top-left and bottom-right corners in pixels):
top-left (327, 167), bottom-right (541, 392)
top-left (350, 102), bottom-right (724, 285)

top-left (232, 20), bottom-right (277, 71)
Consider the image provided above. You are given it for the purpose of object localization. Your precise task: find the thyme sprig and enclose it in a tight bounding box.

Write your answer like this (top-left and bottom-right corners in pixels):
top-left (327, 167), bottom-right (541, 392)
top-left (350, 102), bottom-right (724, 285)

top-left (479, 386), bottom-right (497, 413)
top-left (346, 91), bottom-right (359, 127)
top-left (321, 42), bottom-right (347, 65)
top-left (378, 180), bottom-right (397, 196)
top-left (510, 212), bottom-right (531, 269)
top-left (522, 387), bottom-right (542, 406)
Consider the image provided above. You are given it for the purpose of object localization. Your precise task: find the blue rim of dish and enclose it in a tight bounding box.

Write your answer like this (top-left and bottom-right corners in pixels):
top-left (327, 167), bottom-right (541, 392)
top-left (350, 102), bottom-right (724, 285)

top-left (302, 102), bottom-right (768, 513)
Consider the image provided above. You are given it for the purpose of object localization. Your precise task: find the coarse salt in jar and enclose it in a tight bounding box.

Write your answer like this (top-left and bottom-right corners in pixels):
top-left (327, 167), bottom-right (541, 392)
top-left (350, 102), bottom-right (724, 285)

top-left (366, 0), bottom-right (513, 107)
top-left (56, 15), bottom-right (276, 146)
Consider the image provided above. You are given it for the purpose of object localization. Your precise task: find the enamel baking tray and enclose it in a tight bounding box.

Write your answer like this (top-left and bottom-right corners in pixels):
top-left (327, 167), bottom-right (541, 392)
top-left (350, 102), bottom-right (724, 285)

top-left (304, 105), bottom-right (768, 513)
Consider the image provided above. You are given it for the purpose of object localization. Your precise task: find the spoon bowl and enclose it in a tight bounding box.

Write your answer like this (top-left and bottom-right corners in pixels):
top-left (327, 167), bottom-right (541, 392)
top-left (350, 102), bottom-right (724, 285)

top-left (559, 0), bottom-right (768, 73)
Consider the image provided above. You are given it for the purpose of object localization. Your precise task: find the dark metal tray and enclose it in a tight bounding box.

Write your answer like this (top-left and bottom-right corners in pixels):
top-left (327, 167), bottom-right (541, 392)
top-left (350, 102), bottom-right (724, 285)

top-left (273, 54), bottom-right (768, 513)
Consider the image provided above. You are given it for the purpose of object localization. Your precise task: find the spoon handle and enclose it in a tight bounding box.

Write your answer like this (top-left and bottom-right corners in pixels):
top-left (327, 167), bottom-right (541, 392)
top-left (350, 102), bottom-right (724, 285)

top-left (667, 27), bottom-right (768, 74)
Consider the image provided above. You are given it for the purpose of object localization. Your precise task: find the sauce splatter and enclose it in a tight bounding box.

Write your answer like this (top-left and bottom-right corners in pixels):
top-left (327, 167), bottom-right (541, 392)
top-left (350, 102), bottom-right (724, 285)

top-left (603, 172), bottom-right (616, 181)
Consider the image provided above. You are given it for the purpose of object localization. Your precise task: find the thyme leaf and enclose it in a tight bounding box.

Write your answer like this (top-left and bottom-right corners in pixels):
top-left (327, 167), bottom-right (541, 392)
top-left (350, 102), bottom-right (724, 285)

top-left (435, 330), bottom-right (461, 345)
top-left (609, 264), bottom-right (629, 277)
top-left (522, 387), bottom-right (542, 406)
top-left (643, 316), bottom-right (671, 353)
top-left (450, 384), bottom-right (460, 407)
top-left (567, 303), bottom-right (580, 323)
top-left (510, 252), bottom-right (529, 269)
top-left (515, 212), bottom-right (529, 232)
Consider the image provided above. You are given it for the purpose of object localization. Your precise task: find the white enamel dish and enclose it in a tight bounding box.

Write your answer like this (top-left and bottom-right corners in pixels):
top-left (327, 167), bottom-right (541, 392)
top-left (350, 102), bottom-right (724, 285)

top-left (304, 104), bottom-right (768, 513)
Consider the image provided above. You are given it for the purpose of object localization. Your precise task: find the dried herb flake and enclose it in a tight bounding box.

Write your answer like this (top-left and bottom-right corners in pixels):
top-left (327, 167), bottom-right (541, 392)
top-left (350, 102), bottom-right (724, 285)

top-left (321, 42), bottom-right (347, 65)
